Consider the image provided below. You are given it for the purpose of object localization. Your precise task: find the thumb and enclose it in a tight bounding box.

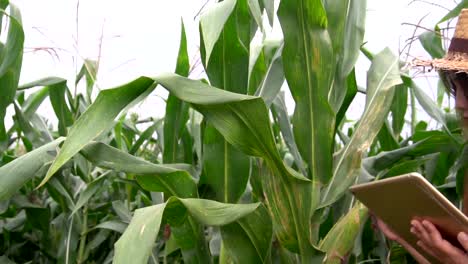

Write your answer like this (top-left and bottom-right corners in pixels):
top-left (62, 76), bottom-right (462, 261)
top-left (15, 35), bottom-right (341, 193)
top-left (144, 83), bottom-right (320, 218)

top-left (457, 232), bottom-right (468, 251)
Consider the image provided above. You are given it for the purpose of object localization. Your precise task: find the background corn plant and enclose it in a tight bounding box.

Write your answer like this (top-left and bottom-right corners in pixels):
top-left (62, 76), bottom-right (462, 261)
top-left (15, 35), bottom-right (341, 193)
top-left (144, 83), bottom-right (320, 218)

top-left (1, 0), bottom-right (467, 263)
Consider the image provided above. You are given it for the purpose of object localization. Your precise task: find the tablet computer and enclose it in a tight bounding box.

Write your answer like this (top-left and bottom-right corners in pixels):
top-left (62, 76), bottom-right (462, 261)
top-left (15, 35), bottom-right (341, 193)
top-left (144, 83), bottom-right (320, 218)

top-left (350, 172), bottom-right (468, 263)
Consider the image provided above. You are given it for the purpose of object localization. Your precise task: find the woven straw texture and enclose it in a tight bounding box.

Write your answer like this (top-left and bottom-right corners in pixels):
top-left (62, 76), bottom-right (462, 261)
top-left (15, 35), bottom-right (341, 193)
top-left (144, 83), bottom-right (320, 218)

top-left (413, 8), bottom-right (468, 72)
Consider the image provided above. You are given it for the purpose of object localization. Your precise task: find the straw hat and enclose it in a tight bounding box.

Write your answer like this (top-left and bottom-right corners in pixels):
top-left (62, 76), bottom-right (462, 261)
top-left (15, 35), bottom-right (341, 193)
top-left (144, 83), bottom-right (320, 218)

top-left (414, 9), bottom-right (468, 73)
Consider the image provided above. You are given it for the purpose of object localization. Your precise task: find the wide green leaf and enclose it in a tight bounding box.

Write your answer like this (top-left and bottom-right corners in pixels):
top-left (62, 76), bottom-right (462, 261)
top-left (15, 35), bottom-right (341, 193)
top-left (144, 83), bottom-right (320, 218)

top-left (200, 0), bottom-right (252, 203)
top-left (0, 4), bottom-right (24, 144)
top-left (176, 198), bottom-right (260, 226)
top-left (325, 0), bottom-right (367, 112)
top-left (18, 76), bottom-right (66, 90)
top-left (114, 198), bottom-right (259, 264)
top-left (163, 20), bottom-right (190, 163)
top-left (278, 0), bottom-right (334, 190)
top-left (363, 132), bottom-right (460, 175)
top-left (113, 203), bottom-right (166, 264)
top-left (156, 74), bottom-right (306, 180)
top-left (13, 103), bottom-right (46, 148)
top-left (437, 0), bottom-right (468, 24)
top-left (321, 48), bottom-right (402, 207)
top-left (200, 0), bottom-right (237, 66)
top-left (419, 27), bottom-right (445, 59)
top-left (403, 75), bottom-right (451, 134)
top-left (37, 72), bottom-right (312, 259)
top-left (156, 73), bottom-right (316, 258)
top-left (70, 172), bottom-right (108, 216)
top-left (75, 59), bottom-right (98, 104)
top-left (272, 92), bottom-right (306, 175)
top-left (201, 128), bottom-right (250, 202)
top-left (80, 141), bottom-right (198, 198)
top-left (390, 84), bottom-right (408, 137)
top-left (220, 204), bottom-right (272, 263)
top-left (0, 138), bottom-right (64, 201)
top-left (254, 42), bottom-right (285, 107)
top-left (262, 0), bottom-right (274, 26)
top-left (335, 69), bottom-right (358, 128)
top-left (49, 80), bottom-right (74, 136)
top-left (40, 77), bottom-right (155, 187)
top-left (22, 87), bottom-right (49, 117)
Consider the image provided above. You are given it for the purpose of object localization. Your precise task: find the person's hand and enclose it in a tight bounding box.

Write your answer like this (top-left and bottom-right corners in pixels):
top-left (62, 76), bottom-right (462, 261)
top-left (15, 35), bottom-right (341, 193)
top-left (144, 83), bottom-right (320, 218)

top-left (374, 217), bottom-right (430, 264)
top-left (411, 219), bottom-right (468, 264)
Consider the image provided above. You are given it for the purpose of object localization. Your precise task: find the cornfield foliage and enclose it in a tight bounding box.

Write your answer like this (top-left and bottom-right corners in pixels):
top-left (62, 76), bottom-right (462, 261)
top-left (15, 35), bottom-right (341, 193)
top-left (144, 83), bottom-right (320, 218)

top-left (1, 0), bottom-right (467, 263)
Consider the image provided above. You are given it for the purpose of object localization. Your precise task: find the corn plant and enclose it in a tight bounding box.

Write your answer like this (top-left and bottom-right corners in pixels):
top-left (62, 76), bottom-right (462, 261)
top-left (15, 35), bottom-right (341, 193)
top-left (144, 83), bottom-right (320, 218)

top-left (1, 0), bottom-right (466, 263)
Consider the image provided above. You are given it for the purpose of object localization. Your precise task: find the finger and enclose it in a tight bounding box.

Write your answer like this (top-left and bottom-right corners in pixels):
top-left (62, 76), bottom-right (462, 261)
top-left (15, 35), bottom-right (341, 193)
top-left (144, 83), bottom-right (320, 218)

top-left (458, 232), bottom-right (468, 251)
top-left (416, 240), bottom-right (438, 259)
top-left (412, 220), bottom-right (432, 243)
top-left (421, 220), bottom-right (443, 242)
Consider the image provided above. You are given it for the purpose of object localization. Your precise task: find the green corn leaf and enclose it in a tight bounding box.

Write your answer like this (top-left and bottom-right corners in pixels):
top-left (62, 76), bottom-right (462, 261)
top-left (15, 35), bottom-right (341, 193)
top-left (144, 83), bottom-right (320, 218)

top-left (248, 43), bottom-right (267, 95)
top-left (278, 0), bottom-right (334, 190)
top-left (36, 72), bottom-right (310, 258)
top-left (156, 74), bottom-right (306, 180)
top-left (94, 220), bottom-right (128, 233)
top-left (113, 198), bottom-right (259, 264)
top-left (390, 84), bottom-right (408, 137)
top-left (13, 103), bottom-right (45, 147)
top-left (200, 0), bottom-right (250, 94)
top-left (248, 40), bottom-right (284, 98)
top-left (156, 73), bottom-right (315, 257)
top-left (80, 142), bottom-right (198, 198)
top-left (113, 203), bottom-right (166, 264)
top-left (18, 76), bottom-right (66, 90)
top-left (0, 4), bottom-right (24, 144)
top-left (419, 27), bottom-right (445, 59)
top-left (49, 80), bottom-right (74, 136)
top-left (272, 92), bottom-right (306, 175)
top-left (199, 0), bottom-right (252, 203)
top-left (319, 203), bottom-right (368, 264)
top-left (39, 77), bottom-right (155, 187)
top-left (176, 198), bottom-right (260, 226)
top-left (129, 122), bottom-right (157, 155)
top-left (384, 158), bottom-right (431, 178)
top-left (376, 121), bottom-right (399, 151)
top-left (0, 138), bottom-right (63, 201)
top-left (437, 78), bottom-right (447, 107)
top-left (438, 0), bottom-right (468, 24)
top-left (22, 87), bottom-right (50, 117)
top-left (449, 144), bottom-right (467, 197)
top-left (363, 132), bottom-right (460, 175)
top-left (200, 0), bottom-right (237, 66)
top-left (277, 2), bottom-right (334, 253)
top-left (325, 0), bottom-right (367, 112)
top-left (75, 59), bottom-right (98, 104)
top-left (201, 127), bottom-right (250, 202)
top-left (17, 77), bottom-right (74, 136)
top-left (262, 0), bottom-right (274, 26)
top-left (247, 0), bottom-right (264, 34)
top-left (335, 69), bottom-right (358, 128)
top-left (0, 0), bottom-right (9, 33)
top-left (403, 75), bottom-right (451, 134)
top-left (164, 20), bottom-right (190, 163)
top-left (321, 48), bottom-right (402, 207)
top-left (220, 204), bottom-right (272, 263)
top-left (254, 42), bottom-right (285, 107)
top-left (70, 172), bottom-right (109, 216)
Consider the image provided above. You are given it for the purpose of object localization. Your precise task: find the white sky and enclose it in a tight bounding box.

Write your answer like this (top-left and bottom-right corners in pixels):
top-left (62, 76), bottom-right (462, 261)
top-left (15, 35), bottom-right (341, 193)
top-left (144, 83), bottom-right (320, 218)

top-left (6, 0), bottom-right (459, 132)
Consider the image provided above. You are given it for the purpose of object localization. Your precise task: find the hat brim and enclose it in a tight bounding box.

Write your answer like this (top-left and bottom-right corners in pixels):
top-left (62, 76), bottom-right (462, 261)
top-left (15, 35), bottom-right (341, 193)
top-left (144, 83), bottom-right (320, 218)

top-left (413, 57), bottom-right (468, 73)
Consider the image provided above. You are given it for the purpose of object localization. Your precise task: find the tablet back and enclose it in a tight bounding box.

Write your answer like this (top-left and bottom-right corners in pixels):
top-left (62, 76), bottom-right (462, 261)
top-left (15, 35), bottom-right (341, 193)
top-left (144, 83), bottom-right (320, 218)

top-left (350, 173), bottom-right (468, 264)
